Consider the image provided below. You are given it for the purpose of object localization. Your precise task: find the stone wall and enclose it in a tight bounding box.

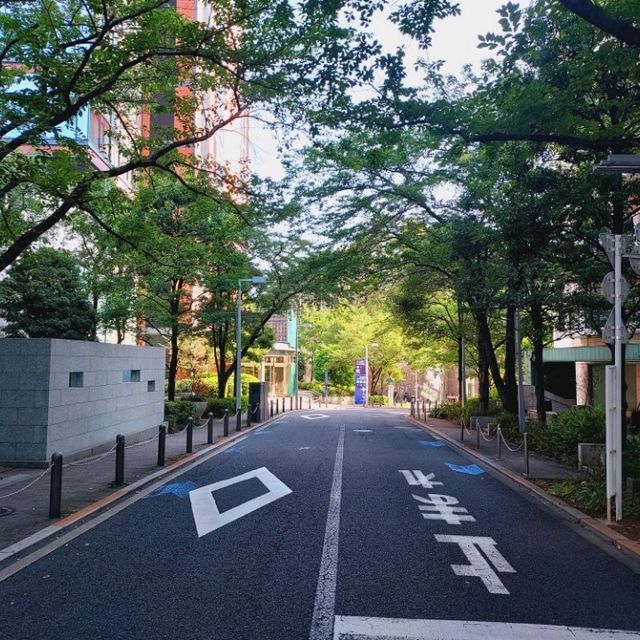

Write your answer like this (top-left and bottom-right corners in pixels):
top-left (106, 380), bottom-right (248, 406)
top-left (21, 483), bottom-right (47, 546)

top-left (0, 338), bottom-right (165, 466)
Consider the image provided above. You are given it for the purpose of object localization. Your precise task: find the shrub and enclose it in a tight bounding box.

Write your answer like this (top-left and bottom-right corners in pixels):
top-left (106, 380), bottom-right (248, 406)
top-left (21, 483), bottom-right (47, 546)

top-left (206, 396), bottom-right (248, 417)
top-left (369, 395), bottom-right (387, 406)
top-left (299, 381), bottom-right (324, 395)
top-left (175, 378), bottom-right (193, 393)
top-left (623, 439), bottom-right (640, 478)
top-left (430, 397), bottom-right (501, 424)
top-left (164, 400), bottom-right (197, 433)
top-left (526, 407), bottom-right (605, 467)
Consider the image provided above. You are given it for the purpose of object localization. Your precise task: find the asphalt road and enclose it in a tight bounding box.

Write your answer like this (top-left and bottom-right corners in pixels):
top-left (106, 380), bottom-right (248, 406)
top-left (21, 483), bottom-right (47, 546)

top-left (2, 409), bottom-right (640, 639)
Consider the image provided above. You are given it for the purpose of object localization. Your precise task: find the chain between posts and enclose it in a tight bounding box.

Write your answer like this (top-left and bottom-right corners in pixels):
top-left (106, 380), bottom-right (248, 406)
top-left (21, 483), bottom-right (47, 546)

top-left (0, 462), bottom-right (52, 500)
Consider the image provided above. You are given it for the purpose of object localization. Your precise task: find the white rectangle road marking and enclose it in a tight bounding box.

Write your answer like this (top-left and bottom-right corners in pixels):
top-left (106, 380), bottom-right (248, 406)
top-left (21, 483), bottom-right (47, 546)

top-left (333, 616), bottom-right (640, 640)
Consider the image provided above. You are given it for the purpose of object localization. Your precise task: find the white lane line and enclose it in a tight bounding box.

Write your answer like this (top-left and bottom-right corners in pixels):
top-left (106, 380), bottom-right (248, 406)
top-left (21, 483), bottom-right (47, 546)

top-left (333, 616), bottom-right (640, 640)
top-left (309, 424), bottom-right (346, 640)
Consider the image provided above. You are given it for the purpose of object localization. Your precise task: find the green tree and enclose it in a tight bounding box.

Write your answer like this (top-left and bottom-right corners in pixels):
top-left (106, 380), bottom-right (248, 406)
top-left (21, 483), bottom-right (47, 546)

top-left (0, 247), bottom-right (95, 339)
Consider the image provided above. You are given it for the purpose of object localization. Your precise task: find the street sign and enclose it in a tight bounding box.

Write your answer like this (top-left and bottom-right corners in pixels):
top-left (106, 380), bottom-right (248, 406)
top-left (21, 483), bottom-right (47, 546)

top-left (354, 359), bottom-right (366, 405)
top-left (627, 242), bottom-right (640, 276)
top-left (602, 309), bottom-right (629, 344)
top-left (601, 271), bottom-right (629, 305)
top-left (599, 233), bottom-right (631, 267)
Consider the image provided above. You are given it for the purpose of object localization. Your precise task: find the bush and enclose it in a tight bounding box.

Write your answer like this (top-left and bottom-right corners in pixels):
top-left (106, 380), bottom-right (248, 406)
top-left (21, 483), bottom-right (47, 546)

top-left (175, 378), bottom-right (193, 393)
top-left (369, 395), bottom-right (387, 406)
top-left (206, 396), bottom-right (248, 418)
top-left (526, 407), bottom-right (605, 467)
top-left (430, 397), bottom-right (501, 424)
top-left (299, 381), bottom-right (324, 395)
top-left (164, 400), bottom-right (197, 433)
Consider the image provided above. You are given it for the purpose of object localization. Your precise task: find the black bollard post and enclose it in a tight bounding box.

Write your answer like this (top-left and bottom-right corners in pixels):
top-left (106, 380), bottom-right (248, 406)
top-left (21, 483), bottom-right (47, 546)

top-left (308, 397), bottom-right (311, 410)
top-left (283, 397), bottom-right (287, 413)
top-left (524, 432), bottom-right (530, 476)
top-left (186, 416), bottom-right (194, 454)
top-left (247, 405), bottom-right (252, 429)
top-left (497, 427), bottom-right (502, 460)
top-left (410, 401), bottom-right (414, 417)
top-left (207, 412), bottom-right (214, 445)
top-left (270, 400), bottom-right (274, 418)
top-left (49, 452), bottom-right (63, 519)
top-left (476, 421), bottom-right (480, 450)
top-left (115, 434), bottom-right (125, 486)
top-left (158, 424), bottom-right (166, 467)
top-left (460, 417), bottom-right (464, 442)
top-left (223, 410), bottom-right (229, 437)
top-left (236, 408), bottom-right (242, 432)
top-left (290, 396), bottom-right (294, 411)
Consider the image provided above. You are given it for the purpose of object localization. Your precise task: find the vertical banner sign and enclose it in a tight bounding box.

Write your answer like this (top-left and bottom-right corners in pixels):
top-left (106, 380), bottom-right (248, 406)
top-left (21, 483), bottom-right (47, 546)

top-left (324, 370), bottom-right (329, 399)
top-left (355, 359), bottom-right (366, 405)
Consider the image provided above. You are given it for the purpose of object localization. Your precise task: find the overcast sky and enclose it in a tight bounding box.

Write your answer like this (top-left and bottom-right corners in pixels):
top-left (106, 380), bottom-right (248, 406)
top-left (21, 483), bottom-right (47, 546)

top-left (248, 0), bottom-right (522, 179)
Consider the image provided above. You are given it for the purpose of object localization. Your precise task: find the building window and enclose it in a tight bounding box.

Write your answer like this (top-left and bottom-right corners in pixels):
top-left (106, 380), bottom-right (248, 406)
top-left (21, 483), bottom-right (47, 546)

top-left (147, 380), bottom-right (155, 392)
top-left (123, 369), bottom-right (141, 383)
top-left (69, 372), bottom-right (84, 388)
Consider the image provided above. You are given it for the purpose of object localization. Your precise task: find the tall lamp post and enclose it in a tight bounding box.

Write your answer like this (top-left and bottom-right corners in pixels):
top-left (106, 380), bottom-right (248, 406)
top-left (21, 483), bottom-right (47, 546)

top-left (364, 342), bottom-right (379, 407)
top-left (236, 275), bottom-right (267, 414)
top-left (593, 154), bottom-right (640, 522)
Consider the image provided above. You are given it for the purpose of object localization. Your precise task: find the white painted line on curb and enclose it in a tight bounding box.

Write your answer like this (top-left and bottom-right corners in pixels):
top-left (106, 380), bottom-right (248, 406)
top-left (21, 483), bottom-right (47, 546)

top-left (333, 616), bottom-right (640, 640)
top-left (309, 424), bottom-right (346, 640)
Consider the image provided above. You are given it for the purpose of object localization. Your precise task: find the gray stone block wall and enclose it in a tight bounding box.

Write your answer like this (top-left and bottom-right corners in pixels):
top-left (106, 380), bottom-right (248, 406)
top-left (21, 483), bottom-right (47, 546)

top-left (0, 338), bottom-right (165, 466)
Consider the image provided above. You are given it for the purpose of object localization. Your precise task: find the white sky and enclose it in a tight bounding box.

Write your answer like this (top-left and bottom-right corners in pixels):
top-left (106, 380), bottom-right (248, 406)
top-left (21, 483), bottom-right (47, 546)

top-left (248, 0), bottom-right (520, 180)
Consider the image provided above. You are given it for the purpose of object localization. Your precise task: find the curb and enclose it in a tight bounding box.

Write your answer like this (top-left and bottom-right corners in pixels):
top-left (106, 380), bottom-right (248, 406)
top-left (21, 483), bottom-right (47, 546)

top-left (407, 416), bottom-right (640, 562)
top-left (0, 414), bottom-right (283, 568)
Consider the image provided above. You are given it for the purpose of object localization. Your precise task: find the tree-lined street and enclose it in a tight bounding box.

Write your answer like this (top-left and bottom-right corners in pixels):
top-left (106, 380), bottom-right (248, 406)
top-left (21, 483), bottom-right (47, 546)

top-left (2, 409), bottom-right (639, 639)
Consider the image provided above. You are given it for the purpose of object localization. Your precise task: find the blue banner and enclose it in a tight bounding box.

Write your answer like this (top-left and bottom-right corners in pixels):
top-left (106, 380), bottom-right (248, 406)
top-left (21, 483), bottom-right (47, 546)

top-left (355, 359), bottom-right (366, 405)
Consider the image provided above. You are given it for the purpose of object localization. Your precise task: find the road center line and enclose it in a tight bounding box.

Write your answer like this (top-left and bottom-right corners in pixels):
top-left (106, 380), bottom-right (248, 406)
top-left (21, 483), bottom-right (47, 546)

top-left (309, 424), bottom-right (346, 640)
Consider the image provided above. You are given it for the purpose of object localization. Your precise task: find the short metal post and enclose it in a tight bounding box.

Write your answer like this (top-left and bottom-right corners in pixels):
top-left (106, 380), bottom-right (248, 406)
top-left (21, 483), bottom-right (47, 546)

top-left (223, 410), bottom-right (229, 437)
top-left (158, 424), bottom-right (166, 467)
top-left (290, 396), bottom-right (293, 411)
top-left (207, 412), bottom-right (214, 445)
top-left (497, 427), bottom-right (502, 460)
top-left (308, 397), bottom-right (311, 409)
top-left (524, 432), bottom-right (530, 476)
top-left (115, 434), bottom-right (125, 486)
top-left (423, 402), bottom-right (427, 421)
top-left (283, 397), bottom-right (287, 413)
top-left (410, 401), bottom-right (414, 417)
top-left (49, 452), bottom-right (63, 519)
top-left (236, 408), bottom-right (241, 432)
top-left (270, 400), bottom-right (274, 417)
top-left (247, 405), bottom-right (252, 429)
top-left (460, 417), bottom-right (464, 442)
top-left (476, 421), bottom-right (480, 450)
top-left (186, 416), bottom-right (194, 454)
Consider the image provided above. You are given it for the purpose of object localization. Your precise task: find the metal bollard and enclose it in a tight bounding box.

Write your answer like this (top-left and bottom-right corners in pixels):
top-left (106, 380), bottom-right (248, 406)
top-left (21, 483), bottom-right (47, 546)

top-left (115, 434), bottom-right (125, 486)
top-left (524, 432), bottom-right (530, 476)
top-left (247, 405), bottom-right (252, 429)
top-left (49, 452), bottom-right (63, 519)
top-left (270, 400), bottom-right (274, 418)
top-left (236, 408), bottom-right (241, 432)
top-left (207, 412), bottom-right (214, 445)
top-left (497, 427), bottom-right (502, 460)
top-left (423, 402), bottom-right (427, 421)
top-left (283, 397), bottom-right (287, 413)
top-left (476, 421), bottom-right (480, 450)
top-left (290, 396), bottom-right (293, 411)
top-left (223, 410), bottom-right (229, 437)
top-left (308, 397), bottom-right (311, 410)
top-left (460, 417), bottom-right (464, 442)
top-left (186, 416), bottom-right (194, 454)
top-left (158, 424), bottom-right (166, 467)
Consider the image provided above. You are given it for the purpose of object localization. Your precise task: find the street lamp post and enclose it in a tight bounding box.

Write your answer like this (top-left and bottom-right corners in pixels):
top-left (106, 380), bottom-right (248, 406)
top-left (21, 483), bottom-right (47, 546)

top-left (236, 275), bottom-right (267, 414)
top-left (593, 155), bottom-right (640, 522)
top-left (364, 342), bottom-right (378, 407)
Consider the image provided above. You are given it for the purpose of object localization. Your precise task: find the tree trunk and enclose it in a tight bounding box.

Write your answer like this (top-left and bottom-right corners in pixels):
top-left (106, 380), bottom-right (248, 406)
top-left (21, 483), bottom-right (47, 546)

top-left (530, 302), bottom-right (547, 423)
top-left (476, 309), bottom-right (513, 411)
top-left (477, 333), bottom-right (490, 413)
top-left (503, 304), bottom-right (518, 414)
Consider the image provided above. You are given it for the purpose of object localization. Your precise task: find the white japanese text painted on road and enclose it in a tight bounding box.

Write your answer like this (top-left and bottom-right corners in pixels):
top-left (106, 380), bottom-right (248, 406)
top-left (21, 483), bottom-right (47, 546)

top-left (435, 535), bottom-right (515, 594)
top-left (412, 494), bottom-right (476, 525)
top-left (399, 470), bottom-right (443, 489)
top-left (189, 467), bottom-right (292, 538)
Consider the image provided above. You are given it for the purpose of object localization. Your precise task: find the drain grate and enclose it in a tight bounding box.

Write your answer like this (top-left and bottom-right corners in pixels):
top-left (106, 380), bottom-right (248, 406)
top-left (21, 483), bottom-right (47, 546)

top-left (0, 506), bottom-right (15, 517)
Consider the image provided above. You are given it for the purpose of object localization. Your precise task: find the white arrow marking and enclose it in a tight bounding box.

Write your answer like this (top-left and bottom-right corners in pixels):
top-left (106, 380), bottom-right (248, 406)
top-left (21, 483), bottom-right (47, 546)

top-left (189, 467), bottom-right (292, 538)
top-left (302, 414), bottom-right (330, 420)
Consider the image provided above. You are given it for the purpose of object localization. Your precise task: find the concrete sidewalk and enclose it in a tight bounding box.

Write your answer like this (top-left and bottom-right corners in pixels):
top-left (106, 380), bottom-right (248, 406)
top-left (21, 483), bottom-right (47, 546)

top-left (418, 415), bottom-right (580, 480)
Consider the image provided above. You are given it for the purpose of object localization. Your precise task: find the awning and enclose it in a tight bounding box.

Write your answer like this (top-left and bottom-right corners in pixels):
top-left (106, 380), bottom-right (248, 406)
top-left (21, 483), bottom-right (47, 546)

top-left (542, 344), bottom-right (640, 363)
